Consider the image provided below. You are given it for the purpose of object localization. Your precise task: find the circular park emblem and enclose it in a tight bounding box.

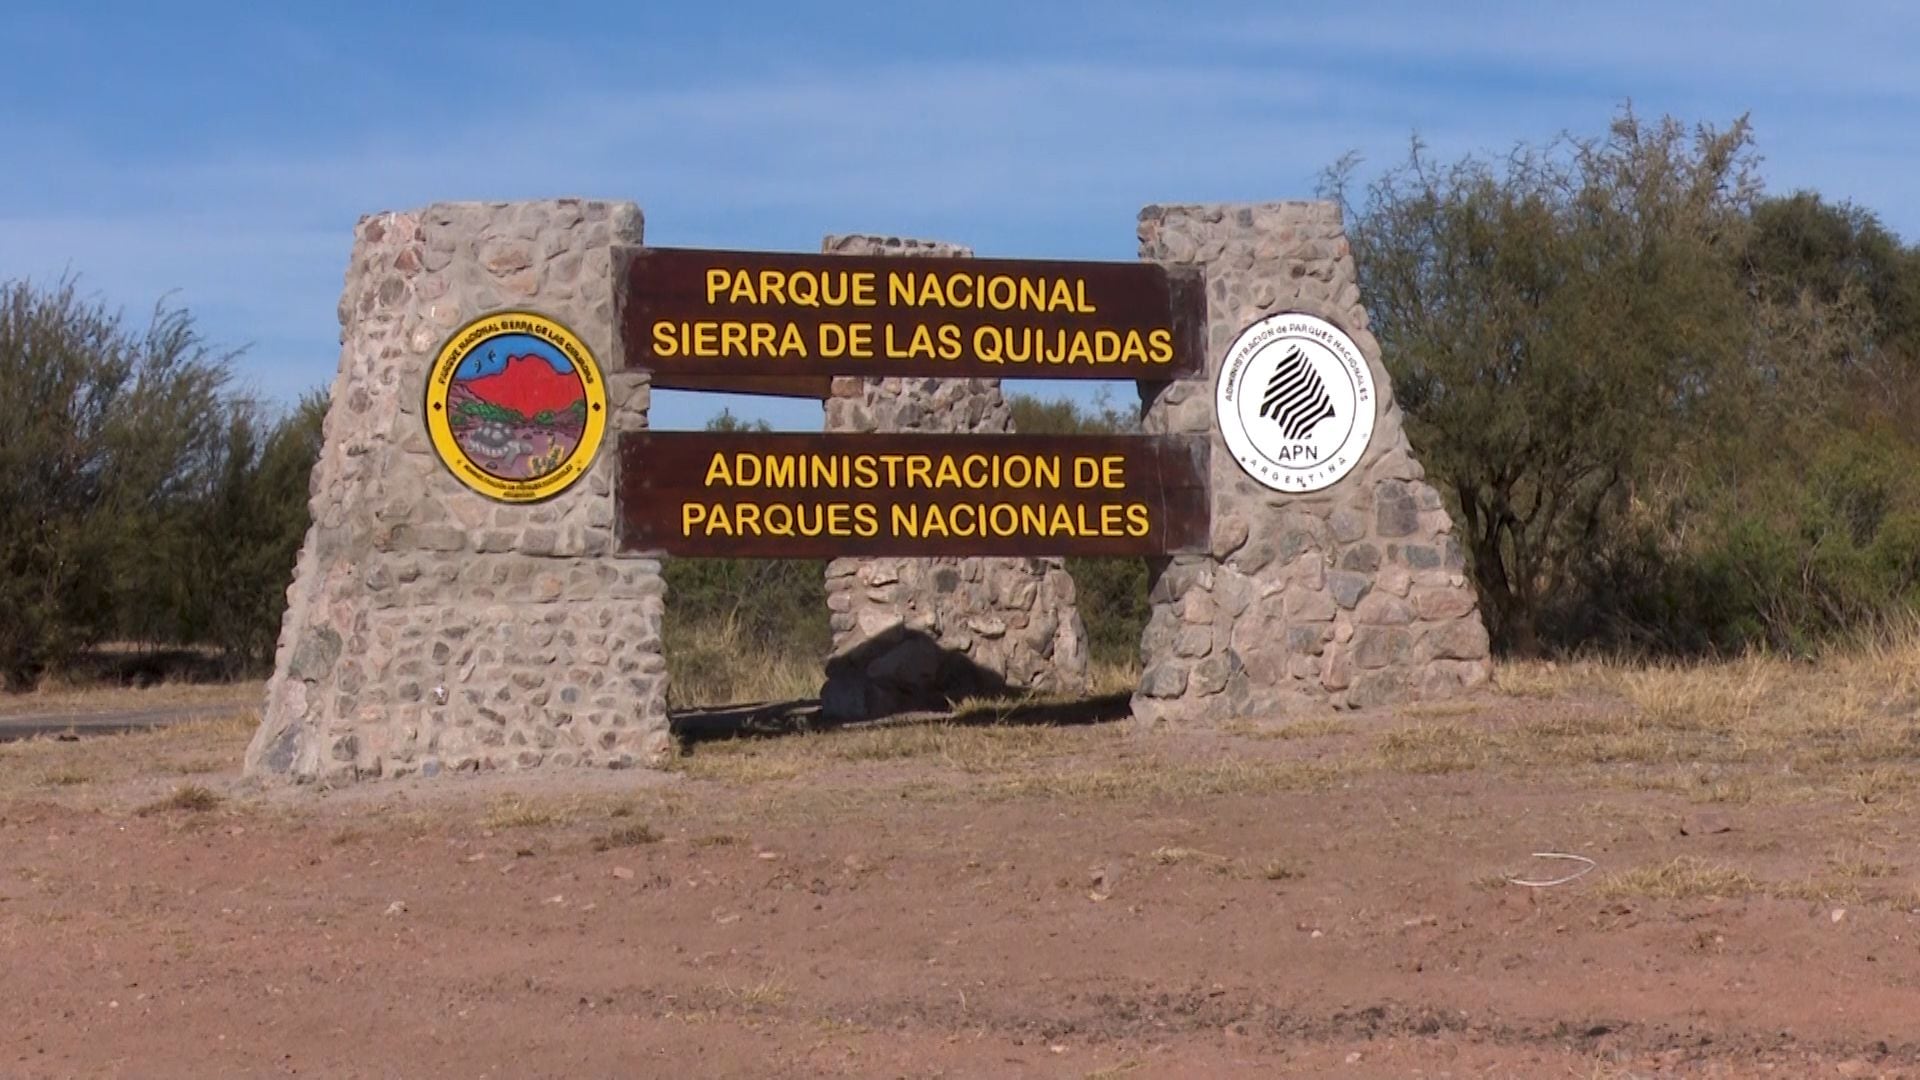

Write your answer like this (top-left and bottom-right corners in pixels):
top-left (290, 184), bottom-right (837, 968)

top-left (1215, 312), bottom-right (1376, 493)
top-left (425, 311), bottom-right (608, 503)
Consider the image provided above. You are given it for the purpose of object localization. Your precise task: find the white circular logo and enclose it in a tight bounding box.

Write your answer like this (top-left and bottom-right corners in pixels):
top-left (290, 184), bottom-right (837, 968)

top-left (1215, 313), bottom-right (1376, 492)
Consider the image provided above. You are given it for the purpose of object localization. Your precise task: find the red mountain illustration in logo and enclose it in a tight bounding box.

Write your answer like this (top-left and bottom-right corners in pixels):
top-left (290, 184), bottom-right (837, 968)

top-left (463, 355), bottom-right (584, 416)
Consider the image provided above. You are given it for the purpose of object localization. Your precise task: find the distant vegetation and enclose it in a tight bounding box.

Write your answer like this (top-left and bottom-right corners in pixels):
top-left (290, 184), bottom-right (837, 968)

top-left (0, 279), bottom-right (323, 689)
top-left (4, 107), bottom-right (1915, 695)
top-left (1329, 107), bottom-right (1920, 656)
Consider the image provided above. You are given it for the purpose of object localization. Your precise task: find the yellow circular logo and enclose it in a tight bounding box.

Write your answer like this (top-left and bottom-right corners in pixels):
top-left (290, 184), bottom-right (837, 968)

top-left (425, 311), bottom-right (608, 503)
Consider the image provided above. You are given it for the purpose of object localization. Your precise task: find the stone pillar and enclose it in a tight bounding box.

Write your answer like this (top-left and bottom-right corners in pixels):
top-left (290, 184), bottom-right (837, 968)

top-left (246, 200), bottom-right (669, 783)
top-left (1132, 202), bottom-right (1491, 722)
top-left (818, 235), bottom-right (1090, 719)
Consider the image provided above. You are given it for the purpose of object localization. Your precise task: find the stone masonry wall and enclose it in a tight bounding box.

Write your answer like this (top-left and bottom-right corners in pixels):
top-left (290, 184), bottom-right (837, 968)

top-left (246, 199), bottom-right (669, 782)
top-left (819, 235), bottom-right (1090, 719)
top-left (1132, 202), bottom-right (1491, 723)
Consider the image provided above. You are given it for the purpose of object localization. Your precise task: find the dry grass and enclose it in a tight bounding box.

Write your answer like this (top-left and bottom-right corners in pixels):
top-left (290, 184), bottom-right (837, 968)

top-left (136, 785), bottom-right (223, 816)
top-left (720, 972), bottom-right (790, 1008)
top-left (1593, 854), bottom-right (1913, 907)
top-left (1378, 723), bottom-right (1497, 774)
top-left (1371, 633), bottom-right (1920, 804)
top-left (1594, 857), bottom-right (1760, 900)
top-left (591, 823), bottom-right (662, 851)
top-left (0, 708), bottom-right (257, 802)
top-left (990, 757), bottom-right (1347, 802)
top-left (666, 620), bottom-right (820, 709)
top-left (1259, 860), bottom-right (1305, 881)
top-left (479, 796), bottom-right (579, 830)
top-left (0, 679), bottom-right (263, 718)
top-left (674, 720), bottom-right (1106, 781)
top-left (669, 716), bottom-right (1352, 806)
top-left (1223, 716), bottom-right (1354, 741)
top-left (1150, 845), bottom-right (1228, 866)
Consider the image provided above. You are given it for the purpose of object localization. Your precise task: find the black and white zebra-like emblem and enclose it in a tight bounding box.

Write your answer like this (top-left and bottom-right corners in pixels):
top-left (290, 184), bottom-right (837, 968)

top-left (1216, 313), bottom-right (1377, 493)
top-left (1258, 345), bottom-right (1337, 441)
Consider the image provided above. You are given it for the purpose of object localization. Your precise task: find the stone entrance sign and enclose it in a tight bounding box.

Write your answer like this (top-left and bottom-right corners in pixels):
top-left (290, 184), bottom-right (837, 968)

top-left (1131, 202), bottom-right (1491, 721)
top-left (247, 201), bottom-right (668, 783)
top-left (247, 198), bottom-right (1492, 784)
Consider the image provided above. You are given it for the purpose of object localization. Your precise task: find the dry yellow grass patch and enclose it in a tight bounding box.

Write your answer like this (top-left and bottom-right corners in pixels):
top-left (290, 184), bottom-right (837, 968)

top-left (136, 785), bottom-right (224, 816)
top-left (1385, 634), bottom-right (1920, 799)
top-left (674, 720), bottom-right (1109, 782)
top-left (1378, 723), bottom-right (1497, 774)
top-left (0, 680), bottom-right (263, 718)
top-left (1594, 857), bottom-right (1760, 900)
top-left (720, 972), bottom-right (791, 1008)
top-left (477, 795), bottom-right (590, 830)
top-left (591, 822), bottom-right (661, 850)
top-left (992, 757), bottom-right (1348, 802)
top-left (0, 709), bottom-right (258, 802)
top-left (1224, 716), bottom-right (1354, 741)
top-left (665, 619), bottom-right (820, 708)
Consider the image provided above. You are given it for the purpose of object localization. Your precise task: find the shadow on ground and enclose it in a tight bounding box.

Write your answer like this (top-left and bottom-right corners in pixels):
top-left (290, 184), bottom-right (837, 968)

top-left (670, 692), bottom-right (1134, 747)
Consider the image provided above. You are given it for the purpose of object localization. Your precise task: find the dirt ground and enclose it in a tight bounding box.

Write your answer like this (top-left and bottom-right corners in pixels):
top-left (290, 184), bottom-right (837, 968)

top-left (4, 655), bottom-right (1920, 1078)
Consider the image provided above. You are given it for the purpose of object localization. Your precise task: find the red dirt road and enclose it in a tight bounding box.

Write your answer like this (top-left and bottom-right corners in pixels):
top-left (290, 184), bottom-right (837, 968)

top-left (3, 697), bottom-right (1918, 1078)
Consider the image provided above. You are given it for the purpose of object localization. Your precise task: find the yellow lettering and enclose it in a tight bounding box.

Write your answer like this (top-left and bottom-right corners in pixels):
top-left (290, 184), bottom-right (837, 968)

top-left (1073, 457), bottom-right (1100, 488)
top-left (891, 504), bottom-right (918, 537)
top-left (986, 275), bottom-right (1016, 310)
top-left (916, 274), bottom-right (947, 307)
top-left (652, 321), bottom-right (678, 358)
top-left (1036, 456), bottom-right (1060, 488)
top-left (1048, 279), bottom-right (1075, 312)
top-left (819, 323), bottom-right (846, 357)
top-left (681, 503), bottom-right (707, 535)
top-left (757, 269), bottom-right (787, 305)
top-left (962, 454), bottom-right (990, 487)
top-left (734, 453), bottom-right (762, 487)
top-left (1017, 277), bottom-right (1044, 311)
top-left (905, 455), bottom-right (933, 488)
top-left (922, 505), bottom-right (949, 538)
top-left (1149, 328), bottom-right (1173, 363)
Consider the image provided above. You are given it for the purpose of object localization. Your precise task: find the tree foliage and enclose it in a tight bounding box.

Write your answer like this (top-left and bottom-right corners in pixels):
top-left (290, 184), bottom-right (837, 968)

top-left (1332, 108), bottom-right (1920, 655)
top-left (0, 279), bottom-right (321, 687)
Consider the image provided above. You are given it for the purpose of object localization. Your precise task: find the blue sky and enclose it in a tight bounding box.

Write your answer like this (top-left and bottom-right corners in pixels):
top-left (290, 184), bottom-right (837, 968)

top-left (4, 1), bottom-right (1917, 430)
top-left (452, 334), bottom-right (573, 382)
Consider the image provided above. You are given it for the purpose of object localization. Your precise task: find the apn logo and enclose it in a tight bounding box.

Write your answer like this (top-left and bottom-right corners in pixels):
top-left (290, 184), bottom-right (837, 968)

top-left (1259, 345), bottom-right (1337, 441)
top-left (1215, 313), bottom-right (1376, 493)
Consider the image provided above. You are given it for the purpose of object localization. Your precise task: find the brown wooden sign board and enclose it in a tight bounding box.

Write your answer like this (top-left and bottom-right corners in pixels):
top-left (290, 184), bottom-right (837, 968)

top-left (616, 247), bottom-right (1206, 382)
top-left (649, 372), bottom-right (835, 399)
top-left (617, 432), bottom-right (1210, 558)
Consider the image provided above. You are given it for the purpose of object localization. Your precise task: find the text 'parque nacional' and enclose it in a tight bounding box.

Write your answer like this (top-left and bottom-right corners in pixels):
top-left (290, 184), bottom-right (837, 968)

top-left (616, 432), bottom-right (1210, 558)
top-left (616, 248), bottom-right (1207, 380)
